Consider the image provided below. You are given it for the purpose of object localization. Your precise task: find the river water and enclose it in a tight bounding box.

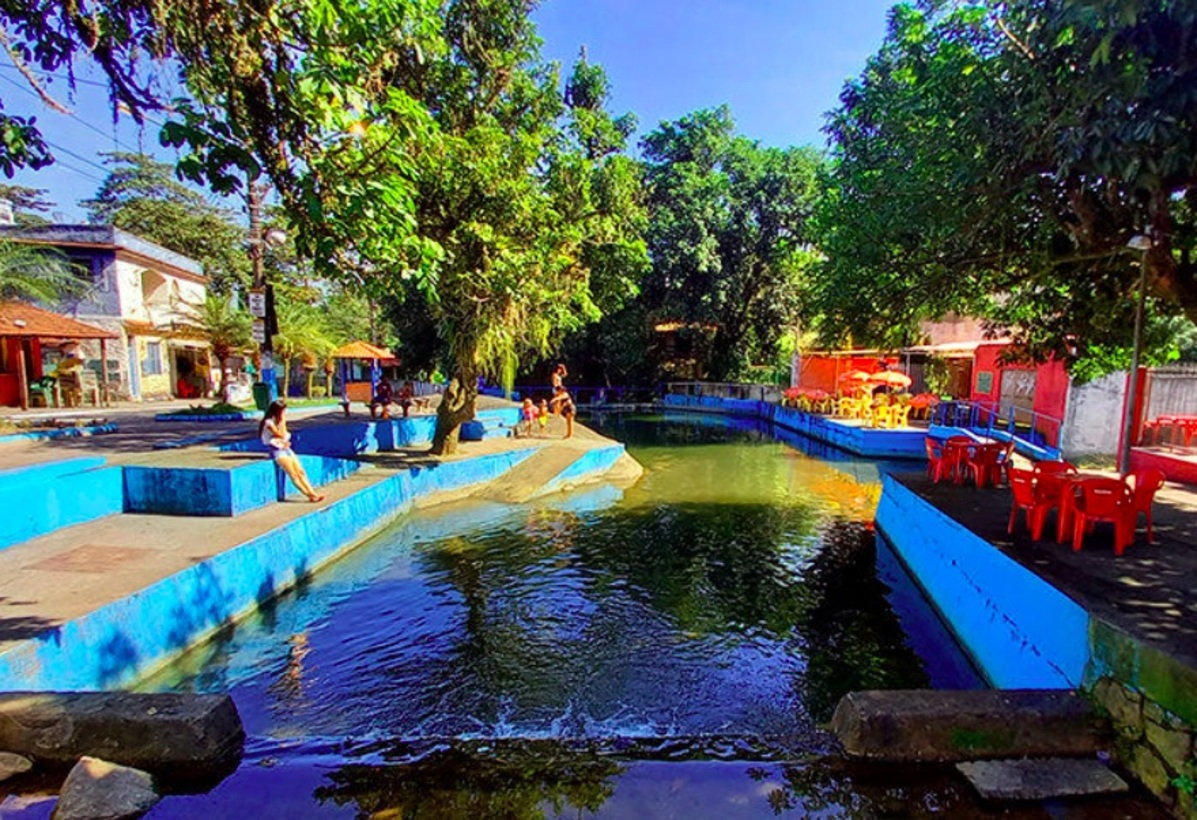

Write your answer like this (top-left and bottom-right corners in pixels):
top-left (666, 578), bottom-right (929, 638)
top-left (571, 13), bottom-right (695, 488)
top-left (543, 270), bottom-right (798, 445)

top-left (126, 413), bottom-right (997, 816)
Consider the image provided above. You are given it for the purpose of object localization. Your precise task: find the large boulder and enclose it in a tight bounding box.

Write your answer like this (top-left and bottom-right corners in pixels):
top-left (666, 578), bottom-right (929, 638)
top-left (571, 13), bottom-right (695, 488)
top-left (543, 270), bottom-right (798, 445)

top-left (0, 692), bottom-right (243, 787)
top-left (830, 689), bottom-right (1108, 762)
top-left (50, 757), bottom-right (159, 820)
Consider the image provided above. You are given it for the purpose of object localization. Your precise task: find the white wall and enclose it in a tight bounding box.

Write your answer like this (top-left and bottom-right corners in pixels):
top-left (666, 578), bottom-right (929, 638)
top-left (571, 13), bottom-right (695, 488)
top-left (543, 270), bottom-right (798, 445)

top-left (1061, 372), bottom-right (1127, 459)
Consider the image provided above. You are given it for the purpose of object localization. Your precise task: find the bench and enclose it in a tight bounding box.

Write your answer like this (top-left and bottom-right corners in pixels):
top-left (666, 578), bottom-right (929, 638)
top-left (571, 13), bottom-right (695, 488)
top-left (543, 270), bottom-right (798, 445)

top-left (339, 382), bottom-right (434, 417)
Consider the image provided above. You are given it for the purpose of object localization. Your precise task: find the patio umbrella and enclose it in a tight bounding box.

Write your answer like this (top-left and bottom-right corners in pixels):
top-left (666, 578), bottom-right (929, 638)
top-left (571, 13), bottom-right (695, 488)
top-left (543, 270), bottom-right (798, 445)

top-left (869, 370), bottom-right (912, 389)
top-left (838, 370), bottom-right (873, 384)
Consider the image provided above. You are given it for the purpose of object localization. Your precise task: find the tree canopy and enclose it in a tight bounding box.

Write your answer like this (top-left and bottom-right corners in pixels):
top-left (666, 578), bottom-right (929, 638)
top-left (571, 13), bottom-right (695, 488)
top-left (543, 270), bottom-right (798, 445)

top-left (82, 152), bottom-right (249, 291)
top-left (639, 107), bottom-right (823, 381)
top-left (814, 0), bottom-right (1197, 367)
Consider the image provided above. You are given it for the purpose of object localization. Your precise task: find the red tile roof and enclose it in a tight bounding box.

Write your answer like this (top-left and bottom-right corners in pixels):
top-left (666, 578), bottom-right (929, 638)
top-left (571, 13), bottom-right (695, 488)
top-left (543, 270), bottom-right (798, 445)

top-left (0, 301), bottom-right (118, 340)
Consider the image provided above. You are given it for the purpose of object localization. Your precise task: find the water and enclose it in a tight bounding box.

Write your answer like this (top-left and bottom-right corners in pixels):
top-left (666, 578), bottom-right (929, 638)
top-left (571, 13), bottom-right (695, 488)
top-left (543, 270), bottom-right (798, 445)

top-left (123, 414), bottom-right (996, 816)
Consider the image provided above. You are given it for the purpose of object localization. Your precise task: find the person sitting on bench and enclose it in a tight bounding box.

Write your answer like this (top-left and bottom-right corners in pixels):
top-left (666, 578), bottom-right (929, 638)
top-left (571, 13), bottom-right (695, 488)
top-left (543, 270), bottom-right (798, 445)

top-left (370, 379), bottom-right (395, 419)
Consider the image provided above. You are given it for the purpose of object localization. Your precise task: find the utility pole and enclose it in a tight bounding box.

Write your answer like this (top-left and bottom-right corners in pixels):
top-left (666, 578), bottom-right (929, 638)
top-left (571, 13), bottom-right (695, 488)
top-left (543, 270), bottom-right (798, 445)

top-left (247, 180), bottom-right (278, 402)
top-left (1119, 234), bottom-right (1152, 476)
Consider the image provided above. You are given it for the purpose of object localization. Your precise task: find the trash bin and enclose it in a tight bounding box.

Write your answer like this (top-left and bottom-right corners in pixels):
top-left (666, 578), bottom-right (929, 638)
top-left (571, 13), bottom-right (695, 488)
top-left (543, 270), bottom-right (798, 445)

top-left (252, 381), bottom-right (276, 411)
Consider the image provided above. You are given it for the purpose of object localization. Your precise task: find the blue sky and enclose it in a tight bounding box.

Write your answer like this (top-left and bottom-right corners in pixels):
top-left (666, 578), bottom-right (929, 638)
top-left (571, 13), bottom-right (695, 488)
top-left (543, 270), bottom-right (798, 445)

top-left (5, 0), bottom-right (896, 222)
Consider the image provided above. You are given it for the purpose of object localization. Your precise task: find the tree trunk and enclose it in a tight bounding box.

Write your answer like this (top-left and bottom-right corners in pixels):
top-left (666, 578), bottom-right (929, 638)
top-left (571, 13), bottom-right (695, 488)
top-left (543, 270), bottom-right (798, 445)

top-left (431, 363), bottom-right (478, 456)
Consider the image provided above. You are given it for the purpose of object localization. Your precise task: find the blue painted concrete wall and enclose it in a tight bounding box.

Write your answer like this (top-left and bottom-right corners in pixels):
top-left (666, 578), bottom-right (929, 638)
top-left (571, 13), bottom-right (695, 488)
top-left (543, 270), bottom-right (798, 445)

top-left (0, 423), bottom-right (118, 445)
top-left (0, 448), bottom-right (538, 691)
top-left (0, 459), bottom-right (123, 551)
top-left (123, 456), bottom-right (363, 517)
top-left (661, 394), bottom-right (926, 459)
top-left (875, 475), bottom-right (1090, 688)
top-left (539, 445), bottom-right (626, 496)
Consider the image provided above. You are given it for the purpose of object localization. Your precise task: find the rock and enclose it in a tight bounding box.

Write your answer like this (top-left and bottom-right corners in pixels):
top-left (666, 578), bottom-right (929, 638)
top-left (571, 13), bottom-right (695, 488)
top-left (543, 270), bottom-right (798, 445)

top-left (50, 757), bottom-right (159, 820)
top-left (830, 689), bottom-right (1108, 762)
top-left (0, 692), bottom-right (243, 787)
top-left (0, 751), bottom-right (33, 781)
top-left (1128, 743), bottom-right (1173, 797)
top-left (1144, 718), bottom-right (1192, 774)
top-left (956, 758), bottom-right (1129, 801)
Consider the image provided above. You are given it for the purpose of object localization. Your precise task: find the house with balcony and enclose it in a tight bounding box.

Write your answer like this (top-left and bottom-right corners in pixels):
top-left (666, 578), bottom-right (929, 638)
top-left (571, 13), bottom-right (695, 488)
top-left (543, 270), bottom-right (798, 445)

top-left (0, 225), bottom-right (211, 401)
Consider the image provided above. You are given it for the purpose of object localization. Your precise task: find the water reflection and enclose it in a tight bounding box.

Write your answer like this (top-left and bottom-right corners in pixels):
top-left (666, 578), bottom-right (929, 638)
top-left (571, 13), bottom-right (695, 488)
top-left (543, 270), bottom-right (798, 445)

top-left (138, 413), bottom-right (990, 816)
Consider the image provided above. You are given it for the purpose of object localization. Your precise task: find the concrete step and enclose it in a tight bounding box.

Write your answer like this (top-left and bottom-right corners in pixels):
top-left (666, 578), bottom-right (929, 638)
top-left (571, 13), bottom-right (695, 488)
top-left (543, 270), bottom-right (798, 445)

top-left (0, 458), bottom-right (123, 550)
top-left (957, 758), bottom-right (1128, 801)
top-left (830, 689), bottom-right (1108, 762)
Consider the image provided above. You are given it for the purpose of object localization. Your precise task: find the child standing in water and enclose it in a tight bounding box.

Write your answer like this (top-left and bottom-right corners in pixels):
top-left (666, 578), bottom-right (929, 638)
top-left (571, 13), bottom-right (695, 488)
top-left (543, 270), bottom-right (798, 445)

top-left (260, 400), bottom-right (325, 502)
top-left (537, 399), bottom-right (550, 437)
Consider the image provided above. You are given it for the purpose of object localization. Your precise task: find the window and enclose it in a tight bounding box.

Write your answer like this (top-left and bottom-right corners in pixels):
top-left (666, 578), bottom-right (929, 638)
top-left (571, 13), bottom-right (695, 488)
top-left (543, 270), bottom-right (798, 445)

top-left (142, 341), bottom-right (164, 376)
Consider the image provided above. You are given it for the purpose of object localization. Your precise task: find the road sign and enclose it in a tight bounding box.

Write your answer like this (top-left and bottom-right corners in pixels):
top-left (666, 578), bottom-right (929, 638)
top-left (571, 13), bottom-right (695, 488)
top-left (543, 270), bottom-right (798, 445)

top-left (252, 320), bottom-right (266, 344)
top-left (248, 290), bottom-right (267, 318)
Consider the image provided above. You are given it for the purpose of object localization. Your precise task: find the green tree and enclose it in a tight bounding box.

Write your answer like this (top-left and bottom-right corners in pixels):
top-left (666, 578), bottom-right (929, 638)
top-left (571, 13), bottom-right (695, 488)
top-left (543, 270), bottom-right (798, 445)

top-left (81, 152), bottom-right (250, 291)
top-left (816, 0), bottom-right (1197, 369)
top-left (640, 107), bottom-right (824, 380)
top-left (190, 293), bottom-right (252, 402)
top-left (0, 184), bottom-right (54, 225)
top-left (0, 239), bottom-right (86, 303)
top-left (272, 295), bottom-right (333, 398)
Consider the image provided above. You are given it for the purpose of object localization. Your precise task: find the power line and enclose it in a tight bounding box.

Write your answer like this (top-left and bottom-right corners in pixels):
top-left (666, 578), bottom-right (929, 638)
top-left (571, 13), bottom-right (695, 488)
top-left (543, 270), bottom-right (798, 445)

top-left (0, 72), bottom-right (139, 154)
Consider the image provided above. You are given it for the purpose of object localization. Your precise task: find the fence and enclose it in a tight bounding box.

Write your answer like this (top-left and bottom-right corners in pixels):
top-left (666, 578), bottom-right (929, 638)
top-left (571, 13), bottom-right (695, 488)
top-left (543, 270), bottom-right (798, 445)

top-left (664, 381), bottom-right (784, 404)
top-left (932, 399), bottom-right (1063, 451)
top-left (1143, 364), bottom-right (1197, 421)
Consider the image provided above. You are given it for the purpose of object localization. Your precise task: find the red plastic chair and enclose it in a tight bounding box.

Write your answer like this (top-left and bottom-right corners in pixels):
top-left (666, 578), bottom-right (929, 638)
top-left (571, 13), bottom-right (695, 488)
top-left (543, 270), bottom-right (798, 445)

top-left (1072, 478), bottom-right (1135, 555)
top-left (1031, 461), bottom-right (1077, 539)
top-left (1127, 468), bottom-right (1166, 543)
top-left (1008, 467), bottom-right (1051, 539)
top-left (925, 437), bottom-right (949, 483)
top-left (965, 442), bottom-right (1007, 489)
top-left (945, 436), bottom-right (973, 484)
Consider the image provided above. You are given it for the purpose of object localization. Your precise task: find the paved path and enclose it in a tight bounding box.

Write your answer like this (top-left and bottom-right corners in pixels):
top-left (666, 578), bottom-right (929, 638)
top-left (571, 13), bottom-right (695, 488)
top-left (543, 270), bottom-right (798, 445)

top-left (893, 471), bottom-right (1197, 670)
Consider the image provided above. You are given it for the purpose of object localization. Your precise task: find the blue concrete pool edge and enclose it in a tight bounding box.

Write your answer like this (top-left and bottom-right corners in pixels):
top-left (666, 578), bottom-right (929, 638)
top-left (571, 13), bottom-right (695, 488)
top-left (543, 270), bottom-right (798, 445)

top-left (0, 439), bottom-right (632, 692)
top-left (660, 394), bottom-right (926, 459)
top-left (0, 422), bottom-right (118, 445)
top-left (874, 475), bottom-right (1090, 690)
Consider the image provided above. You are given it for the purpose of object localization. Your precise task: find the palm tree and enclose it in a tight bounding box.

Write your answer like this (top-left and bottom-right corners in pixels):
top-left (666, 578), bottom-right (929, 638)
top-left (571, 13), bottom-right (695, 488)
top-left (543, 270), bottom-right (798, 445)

top-left (192, 294), bottom-right (252, 403)
top-left (273, 297), bottom-right (333, 398)
top-left (0, 239), bottom-right (89, 303)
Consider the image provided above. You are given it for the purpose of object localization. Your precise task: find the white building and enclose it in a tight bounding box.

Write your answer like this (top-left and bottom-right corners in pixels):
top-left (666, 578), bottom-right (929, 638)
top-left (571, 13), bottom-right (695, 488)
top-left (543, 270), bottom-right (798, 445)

top-left (0, 225), bottom-right (211, 401)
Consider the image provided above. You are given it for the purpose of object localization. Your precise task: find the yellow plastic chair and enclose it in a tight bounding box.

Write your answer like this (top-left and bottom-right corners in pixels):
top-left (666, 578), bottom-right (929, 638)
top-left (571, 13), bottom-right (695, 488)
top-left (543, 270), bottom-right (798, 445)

top-left (873, 405), bottom-right (894, 428)
top-left (837, 396), bottom-right (857, 417)
top-left (891, 405), bottom-right (912, 428)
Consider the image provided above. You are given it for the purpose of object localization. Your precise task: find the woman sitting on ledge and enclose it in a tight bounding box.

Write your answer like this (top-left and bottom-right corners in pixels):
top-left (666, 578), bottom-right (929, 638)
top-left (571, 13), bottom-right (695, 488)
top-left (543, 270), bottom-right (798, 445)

top-left (260, 400), bottom-right (325, 503)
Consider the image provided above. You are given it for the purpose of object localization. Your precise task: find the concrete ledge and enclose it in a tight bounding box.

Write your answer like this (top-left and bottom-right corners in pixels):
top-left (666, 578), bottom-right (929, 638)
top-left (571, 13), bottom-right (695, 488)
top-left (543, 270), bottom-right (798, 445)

top-left (957, 758), bottom-right (1128, 801)
top-left (123, 456), bottom-right (364, 517)
top-left (0, 423), bottom-right (117, 445)
top-left (536, 444), bottom-right (628, 496)
top-left (0, 692), bottom-right (242, 785)
top-left (0, 449), bottom-right (536, 691)
top-left (0, 460), bottom-right (123, 551)
top-left (660, 394), bottom-right (926, 459)
top-left (876, 474), bottom-right (1090, 688)
top-left (830, 689), bottom-right (1107, 762)
top-left (155, 412), bottom-right (254, 423)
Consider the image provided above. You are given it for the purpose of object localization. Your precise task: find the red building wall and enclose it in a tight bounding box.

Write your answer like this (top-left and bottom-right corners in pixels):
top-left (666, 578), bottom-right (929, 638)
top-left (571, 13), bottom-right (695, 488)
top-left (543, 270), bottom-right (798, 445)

top-left (0, 338), bottom-right (44, 407)
top-left (797, 355), bottom-right (880, 393)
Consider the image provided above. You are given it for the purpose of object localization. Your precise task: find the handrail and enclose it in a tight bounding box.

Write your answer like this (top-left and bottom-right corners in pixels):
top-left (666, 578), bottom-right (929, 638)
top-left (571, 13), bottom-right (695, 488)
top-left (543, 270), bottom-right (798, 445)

top-left (664, 381), bottom-right (784, 403)
top-left (932, 400), bottom-right (1063, 449)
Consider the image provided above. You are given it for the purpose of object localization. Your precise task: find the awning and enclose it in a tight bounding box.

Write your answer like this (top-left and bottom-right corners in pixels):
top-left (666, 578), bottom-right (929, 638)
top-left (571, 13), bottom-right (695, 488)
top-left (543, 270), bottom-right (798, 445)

top-left (332, 340), bottom-right (394, 359)
top-left (900, 340), bottom-right (1010, 357)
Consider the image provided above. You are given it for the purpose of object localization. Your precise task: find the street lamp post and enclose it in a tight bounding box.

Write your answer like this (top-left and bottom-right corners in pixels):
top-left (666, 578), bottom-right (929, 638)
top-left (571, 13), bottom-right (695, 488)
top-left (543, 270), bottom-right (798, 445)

top-left (1119, 234), bottom-right (1153, 476)
top-left (248, 181), bottom-right (285, 403)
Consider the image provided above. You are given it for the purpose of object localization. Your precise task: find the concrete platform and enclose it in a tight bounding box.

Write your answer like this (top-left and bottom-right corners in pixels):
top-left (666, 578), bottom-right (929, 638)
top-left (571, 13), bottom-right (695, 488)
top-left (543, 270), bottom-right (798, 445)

top-left (957, 758), bottom-right (1128, 801)
top-left (830, 689), bottom-right (1106, 762)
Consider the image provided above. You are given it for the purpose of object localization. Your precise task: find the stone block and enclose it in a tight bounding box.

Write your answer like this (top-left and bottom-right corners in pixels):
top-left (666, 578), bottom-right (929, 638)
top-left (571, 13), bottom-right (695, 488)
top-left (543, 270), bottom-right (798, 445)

top-left (0, 693), bottom-right (243, 786)
top-left (830, 689), bottom-right (1108, 762)
top-left (1144, 719), bottom-right (1192, 775)
top-left (1128, 743), bottom-right (1173, 798)
top-left (956, 758), bottom-right (1128, 801)
top-left (50, 757), bottom-right (159, 820)
top-left (1092, 678), bottom-right (1144, 741)
top-left (0, 751), bottom-right (32, 781)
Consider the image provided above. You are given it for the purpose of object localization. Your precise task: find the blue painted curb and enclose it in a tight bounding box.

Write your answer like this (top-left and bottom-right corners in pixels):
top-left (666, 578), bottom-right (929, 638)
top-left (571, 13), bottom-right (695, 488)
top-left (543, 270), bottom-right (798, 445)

top-left (0, 422), bottom-right (118, 445)
top-left (155, 412), bottom-right (254, 422)
top-left (875, 474), bottom-right (1089, 689)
